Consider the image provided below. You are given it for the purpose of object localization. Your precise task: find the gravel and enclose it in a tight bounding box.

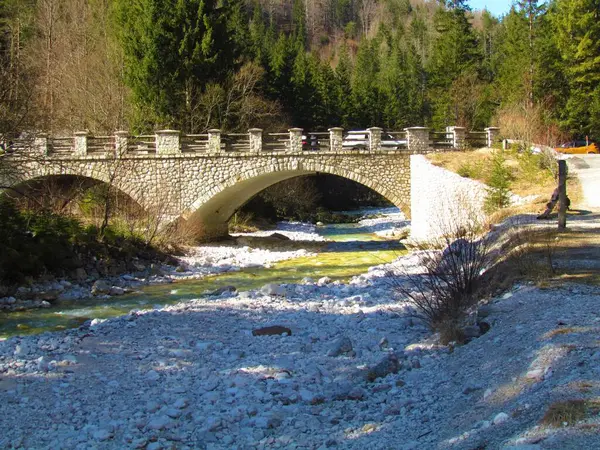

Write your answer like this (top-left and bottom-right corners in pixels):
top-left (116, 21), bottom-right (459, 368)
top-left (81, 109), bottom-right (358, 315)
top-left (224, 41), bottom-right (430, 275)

top-left (1, 208), bottom-right (599, 449)
top-left (1, 253), bottom-right (599, 449)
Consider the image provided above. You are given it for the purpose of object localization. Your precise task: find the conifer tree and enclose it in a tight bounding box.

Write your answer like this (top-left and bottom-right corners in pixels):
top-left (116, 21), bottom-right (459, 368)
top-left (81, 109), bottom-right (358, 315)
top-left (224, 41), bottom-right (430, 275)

top-left (114, 0), bottom-right (234, 131)
top-left (551, 0), bottom-right (600, 139)
top-left (427, 0), bottom-right (481, 128)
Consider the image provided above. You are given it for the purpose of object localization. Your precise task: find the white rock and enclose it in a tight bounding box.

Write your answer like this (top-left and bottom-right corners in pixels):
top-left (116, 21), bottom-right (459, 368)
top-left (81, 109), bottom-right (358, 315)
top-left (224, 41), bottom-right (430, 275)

top-left (147, 415), bottom-right (172, 431)
top-left (493, 412), bottom-right (510, 425)
top-left (145, 370), bottom-right (160, 381)
top-left (93, 429), bottom-right (112, 441)
top-left (260, 283), bottom-right (287, 296)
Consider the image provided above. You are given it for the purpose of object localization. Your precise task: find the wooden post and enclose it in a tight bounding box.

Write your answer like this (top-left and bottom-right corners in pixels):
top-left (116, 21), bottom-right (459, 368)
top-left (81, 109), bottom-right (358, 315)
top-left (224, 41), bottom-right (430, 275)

top-left (558, 160), bottom-right (567, 229)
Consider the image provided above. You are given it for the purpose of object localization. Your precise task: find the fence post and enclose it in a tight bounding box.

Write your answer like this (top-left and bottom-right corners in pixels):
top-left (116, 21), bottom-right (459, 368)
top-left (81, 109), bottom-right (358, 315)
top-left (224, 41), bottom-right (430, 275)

top-left (447, 126), bottom-right (466, 150)
top-left (558, 160), bottom-right (567, 229)
top-left (405, 127), bottom-right (430, 152)
top-left (485, 127), bottom-right (500, 148)
top-left (288, 128), bottom-right (303, 152)
top-left (34, 133), bottom-right (49, 156)
top-left (248, 128), bottom-right (263, 153)
top-left (114, 131), bottom-right (129, 157)
top-left (208, 129), bottom-right (221, 153)
top-left (74, 131), bottom-right (89, 156)
top-left (367, 127), bottom-right (382, 152)
top-left (155, 130), bottom-right (181, 155)
top-left (329, 127), bottom-right (343, 152)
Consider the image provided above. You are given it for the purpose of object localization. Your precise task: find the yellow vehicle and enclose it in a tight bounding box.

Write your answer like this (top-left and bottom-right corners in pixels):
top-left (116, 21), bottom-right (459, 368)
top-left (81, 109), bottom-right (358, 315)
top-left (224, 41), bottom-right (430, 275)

top-left (555, 140), bottom-right (599, 154)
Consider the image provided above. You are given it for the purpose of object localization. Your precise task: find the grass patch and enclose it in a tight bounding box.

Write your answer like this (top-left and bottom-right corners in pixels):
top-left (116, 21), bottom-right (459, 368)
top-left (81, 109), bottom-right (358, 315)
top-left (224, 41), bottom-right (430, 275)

top-left (543, 327), bottom-right (593, 339)
top-left (541, 399), bottom-right (600, 427)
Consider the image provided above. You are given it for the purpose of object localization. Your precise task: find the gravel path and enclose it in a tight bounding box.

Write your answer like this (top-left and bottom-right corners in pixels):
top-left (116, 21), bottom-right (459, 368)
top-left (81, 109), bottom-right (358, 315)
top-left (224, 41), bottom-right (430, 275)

top-left (566, 154), bottom-right (600, 209)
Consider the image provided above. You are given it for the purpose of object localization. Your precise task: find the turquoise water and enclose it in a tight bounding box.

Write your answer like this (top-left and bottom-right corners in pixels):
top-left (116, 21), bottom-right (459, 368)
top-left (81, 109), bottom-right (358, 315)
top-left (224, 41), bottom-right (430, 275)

top-left (0, 223), bottom-right (405, 338)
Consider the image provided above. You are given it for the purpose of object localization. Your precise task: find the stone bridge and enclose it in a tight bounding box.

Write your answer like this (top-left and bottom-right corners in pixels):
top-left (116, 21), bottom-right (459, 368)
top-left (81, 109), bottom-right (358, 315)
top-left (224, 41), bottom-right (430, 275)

top-left (0, 126), bottom-right (499, 240)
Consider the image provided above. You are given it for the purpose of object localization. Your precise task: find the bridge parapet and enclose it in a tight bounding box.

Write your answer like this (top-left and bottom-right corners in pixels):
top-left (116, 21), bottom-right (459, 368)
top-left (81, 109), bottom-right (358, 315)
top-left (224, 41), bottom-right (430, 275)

top-left (6, 125), bottom-right (499, 158)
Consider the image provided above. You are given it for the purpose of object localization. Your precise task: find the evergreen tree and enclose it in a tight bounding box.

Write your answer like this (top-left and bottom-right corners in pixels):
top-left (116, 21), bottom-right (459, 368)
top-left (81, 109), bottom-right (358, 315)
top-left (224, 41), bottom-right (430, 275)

top-left (351, 38), bottom-right (382, 127)
top-left (335, 43), bottom-right (353, 127)
top-left (427, 0), bottom-right (481, 128)
top-left (114, 0), bottom-right (235, 131)
top-left (551, 0), bottom-right (600, 139)
top-left (495, 6), bottom-right (530, 106)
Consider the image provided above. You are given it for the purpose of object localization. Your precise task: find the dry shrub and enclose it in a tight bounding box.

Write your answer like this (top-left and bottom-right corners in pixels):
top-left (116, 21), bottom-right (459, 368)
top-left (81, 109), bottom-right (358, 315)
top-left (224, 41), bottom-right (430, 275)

top-left (393, 209), bottom-right (491, 329)
top-left (541, 400), bottom-right (588, 427)
top-left (496, 102), bottom-right (566, 147)
top-left (437, 320), bottom-right (466, 345)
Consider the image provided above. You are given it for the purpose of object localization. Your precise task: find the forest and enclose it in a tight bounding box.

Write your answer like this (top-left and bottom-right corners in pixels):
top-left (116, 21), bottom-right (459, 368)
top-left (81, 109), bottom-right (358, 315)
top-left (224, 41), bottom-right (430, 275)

top-left (1, 0), bottom-right (599, 144)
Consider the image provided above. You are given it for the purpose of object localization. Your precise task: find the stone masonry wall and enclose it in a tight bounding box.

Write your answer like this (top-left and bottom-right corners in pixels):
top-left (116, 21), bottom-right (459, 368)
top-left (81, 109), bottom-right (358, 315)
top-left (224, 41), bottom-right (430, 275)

top-left (410, 155), bottom-right (487, 241)
top-left (1, 150), bottom-right (412, 236)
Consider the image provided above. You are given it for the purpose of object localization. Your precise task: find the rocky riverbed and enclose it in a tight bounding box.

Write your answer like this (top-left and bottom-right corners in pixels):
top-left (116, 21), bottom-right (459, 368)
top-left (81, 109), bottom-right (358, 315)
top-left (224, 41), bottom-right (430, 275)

top-left (1, 209), bottom-right (599, 449)
top-left (0, 210), bottom-right (410, 314)
top-left (1, 252), bottom-right (600, 449)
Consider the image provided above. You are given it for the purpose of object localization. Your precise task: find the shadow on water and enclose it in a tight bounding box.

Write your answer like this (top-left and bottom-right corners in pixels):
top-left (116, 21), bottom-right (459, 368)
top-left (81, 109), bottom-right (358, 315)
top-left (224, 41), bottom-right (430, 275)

top-left (0, 222), bottom-right (407, 338)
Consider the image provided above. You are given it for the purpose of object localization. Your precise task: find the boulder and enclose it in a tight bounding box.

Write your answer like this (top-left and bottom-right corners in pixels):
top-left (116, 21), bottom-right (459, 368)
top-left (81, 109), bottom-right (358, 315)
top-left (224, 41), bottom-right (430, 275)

top-left (252, 326), bottom-right (292, 337)
top-left (327, 337), bottom-right (353, 357)
top-left (260, 283), bottom-right (287, 297)
top-left (109, 286), bottom-right (125, 296)
top-left (270, 232), bottom-right (290, 241)
top-left (91, 280), bottom-right (111, 296)
top-left (366, 352), bottom-right (402, 382)
top-left (207, 285), bottom-right (237, 296)
top-left (317, 277), bottom-right (333, 286)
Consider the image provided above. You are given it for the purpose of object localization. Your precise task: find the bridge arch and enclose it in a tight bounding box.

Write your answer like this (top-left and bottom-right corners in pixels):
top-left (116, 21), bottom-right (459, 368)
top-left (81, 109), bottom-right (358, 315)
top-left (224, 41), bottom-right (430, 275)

top-left (1, 173), bottom-right (147, 217)
top-left (181, 158), bottom-right (410, 240)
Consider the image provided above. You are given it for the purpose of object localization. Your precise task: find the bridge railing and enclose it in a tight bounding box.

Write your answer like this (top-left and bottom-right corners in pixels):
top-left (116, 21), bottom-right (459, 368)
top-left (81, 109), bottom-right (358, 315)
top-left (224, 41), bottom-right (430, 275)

top-left (49, 136), bottom-right (74, 155)
top-left (127, 135), bottom-right (156, 155)
top-left (181, 134), bottom-right (209, 153)
top-left (383, 131), bottom-right (408, 150)
top-left (7, 126), bottom-right (501, 157)
top-left (431, 131), bottom-right (454, 148)
top-left (87, 135), bottom-right (116, 155)
top-left (303, 132), bottom-right (331, 151)
top-left (222, 133), bottom-right (252, 152)
top-left (263, 132), bottom-right (289, 152)
top-left (466, 131), bottom-right (489, 148)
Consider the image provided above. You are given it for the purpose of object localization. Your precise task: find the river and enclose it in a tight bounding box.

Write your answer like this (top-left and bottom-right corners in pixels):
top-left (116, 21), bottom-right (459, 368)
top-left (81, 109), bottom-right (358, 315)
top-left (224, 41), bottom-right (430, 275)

top-left (0, 212), bottom-right (407, 338)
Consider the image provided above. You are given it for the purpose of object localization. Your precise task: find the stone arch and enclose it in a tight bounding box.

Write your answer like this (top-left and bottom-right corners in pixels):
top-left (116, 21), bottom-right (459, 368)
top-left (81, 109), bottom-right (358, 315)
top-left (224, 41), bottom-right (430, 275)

top-left (1, 172), bottom-right (145, 216)
top-left (182, 157), bottom-right (410, 240)
top-left (0, 158), bottom-right (153, 213)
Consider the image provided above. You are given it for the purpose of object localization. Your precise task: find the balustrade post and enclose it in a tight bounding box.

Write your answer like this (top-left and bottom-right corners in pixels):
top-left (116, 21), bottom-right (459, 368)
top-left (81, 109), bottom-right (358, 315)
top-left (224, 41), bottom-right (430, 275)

top-left (155, 130), bottom-right (181, 155)
top-left (328, 127), bottom-right (343, 152)
top-left (249, 128), bottom-right (263, 153)
top-left (74, 131), bottom-right (88, 156)
top-left (288, 128), bottom-right (303, 152)
top-left (485, 127), bottom-right (500, 148)
top-left (405, 127), bottom-right (430, 152)
top-left (208, 129), bottom-right (221, 153)
top-left (114, 131), bottom-right (129, 157)
top-left (447, 126), bottom-right (466, 150)
top-left (34, 133), bottom-right (49, 156)
top-left (367, 127), bottom-right (383, 152)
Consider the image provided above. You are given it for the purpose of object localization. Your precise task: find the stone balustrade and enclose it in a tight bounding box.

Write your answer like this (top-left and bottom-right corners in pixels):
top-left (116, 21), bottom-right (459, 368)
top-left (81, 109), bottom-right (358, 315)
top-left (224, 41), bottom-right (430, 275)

top-left (25, 125), bottom-right (500, 157)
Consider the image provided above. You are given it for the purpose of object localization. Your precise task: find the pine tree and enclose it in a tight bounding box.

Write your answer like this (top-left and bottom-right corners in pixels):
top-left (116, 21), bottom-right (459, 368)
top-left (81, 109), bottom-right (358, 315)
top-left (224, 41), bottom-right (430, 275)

top-left (551, 0), bottom-right (600, 139)
top-left (427, 0), bottom-right (481, 128)
top-left (335, 43), bottom-right (353, 127)
top-left (113, 0), bottom-right (234, 131)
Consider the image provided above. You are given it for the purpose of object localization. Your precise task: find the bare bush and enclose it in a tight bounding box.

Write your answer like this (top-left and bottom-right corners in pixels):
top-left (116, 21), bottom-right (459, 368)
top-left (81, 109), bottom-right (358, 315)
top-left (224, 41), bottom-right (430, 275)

top-left (495, 101), bottom-right (566, 147)
top-left (393, 212), bottom-right (491, 331)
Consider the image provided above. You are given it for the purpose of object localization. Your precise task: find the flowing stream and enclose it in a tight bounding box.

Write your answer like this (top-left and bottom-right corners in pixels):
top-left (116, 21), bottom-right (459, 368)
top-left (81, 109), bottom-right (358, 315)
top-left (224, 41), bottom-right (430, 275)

top-left (0, 221), bottom-right (406, 338)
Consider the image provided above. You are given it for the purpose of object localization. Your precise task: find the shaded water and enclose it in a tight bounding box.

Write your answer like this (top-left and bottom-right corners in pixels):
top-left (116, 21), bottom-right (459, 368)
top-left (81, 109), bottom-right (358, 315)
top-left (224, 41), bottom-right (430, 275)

top-left (0, 223), bottom-right (405, 338)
